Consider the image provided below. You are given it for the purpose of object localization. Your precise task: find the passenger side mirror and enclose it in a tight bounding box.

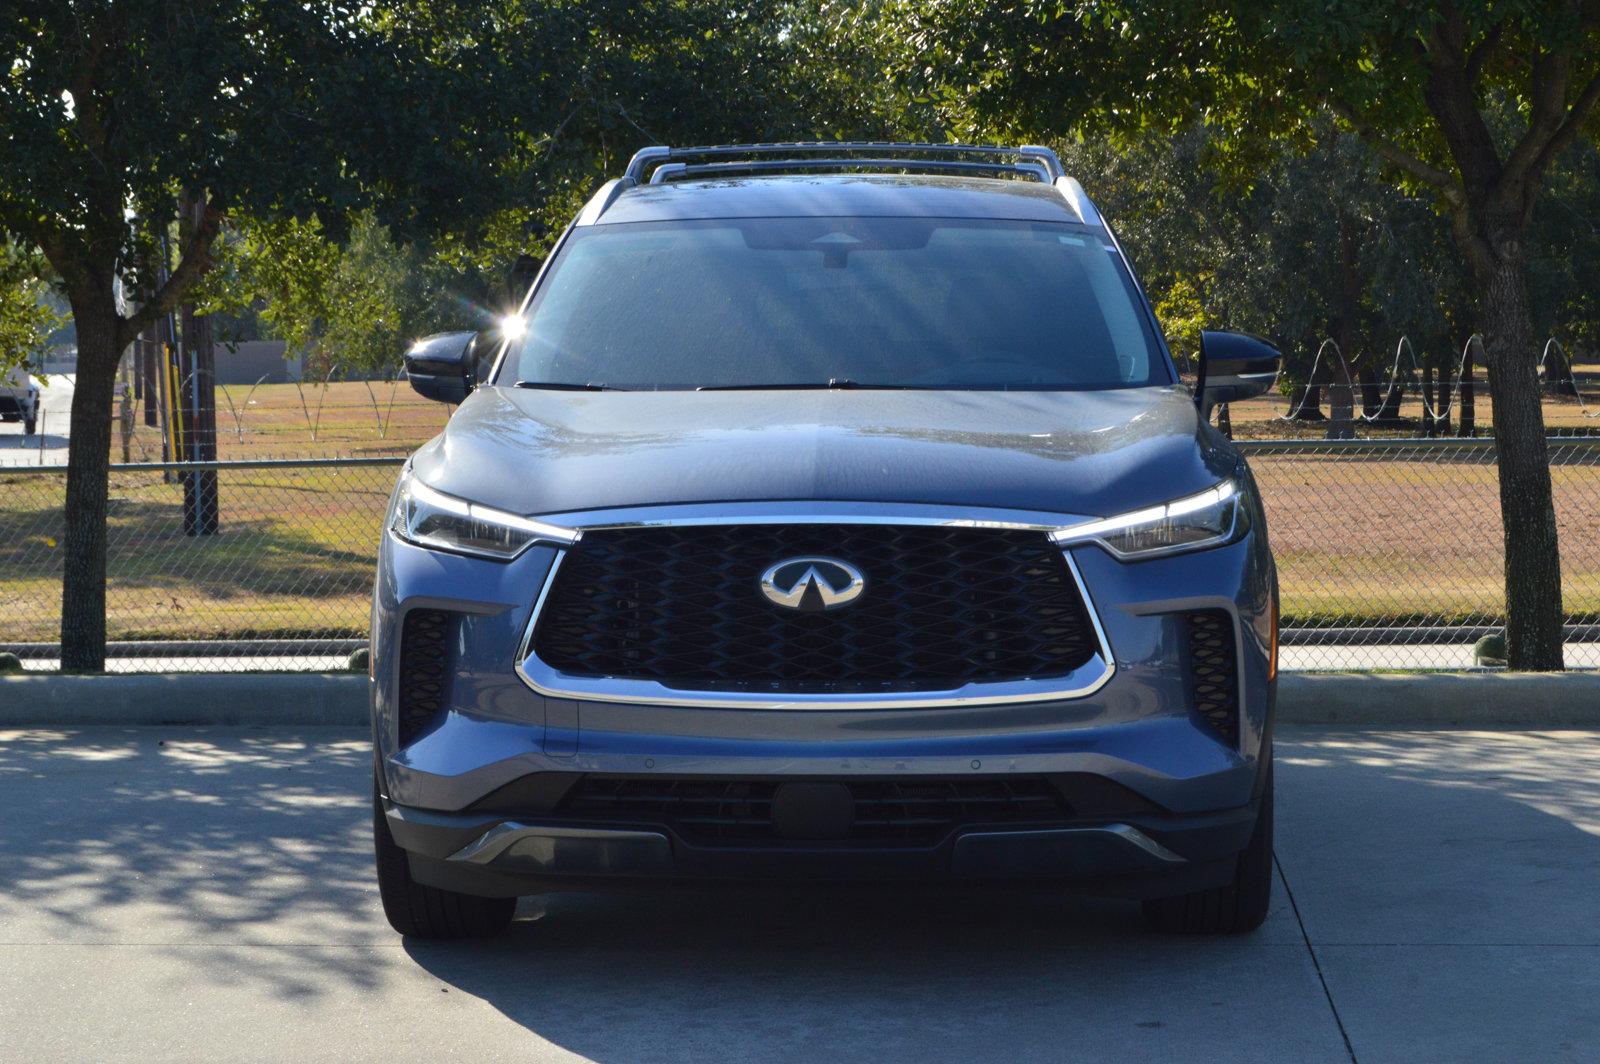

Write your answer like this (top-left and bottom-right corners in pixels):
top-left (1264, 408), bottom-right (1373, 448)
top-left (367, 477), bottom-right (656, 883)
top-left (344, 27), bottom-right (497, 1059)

top-left (404, 331), bottom-right (481, 404)
top-left (1196, 331), bottom-right (1281, 418)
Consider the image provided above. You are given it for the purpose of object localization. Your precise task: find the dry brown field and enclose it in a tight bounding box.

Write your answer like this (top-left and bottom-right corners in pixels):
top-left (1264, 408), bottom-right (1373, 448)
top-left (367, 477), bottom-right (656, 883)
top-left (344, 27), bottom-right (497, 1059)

top-left (1, 377), bottom-right (1594, 647)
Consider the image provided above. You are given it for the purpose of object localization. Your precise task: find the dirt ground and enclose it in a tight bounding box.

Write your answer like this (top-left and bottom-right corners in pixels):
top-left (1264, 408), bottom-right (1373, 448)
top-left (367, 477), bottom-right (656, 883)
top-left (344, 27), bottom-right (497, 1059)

top-left (101, 373), bottom-right (1600, 462)
top-left (1, 378), bottom-right (1594, 644)
top-left (1250, 453), bottom-right (1600, 624)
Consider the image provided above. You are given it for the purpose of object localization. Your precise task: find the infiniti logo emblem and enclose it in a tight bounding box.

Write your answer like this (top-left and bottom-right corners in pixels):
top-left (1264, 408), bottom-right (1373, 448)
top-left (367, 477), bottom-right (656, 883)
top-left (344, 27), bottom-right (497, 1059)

top-left (759, 556), bottom-right (866, 612)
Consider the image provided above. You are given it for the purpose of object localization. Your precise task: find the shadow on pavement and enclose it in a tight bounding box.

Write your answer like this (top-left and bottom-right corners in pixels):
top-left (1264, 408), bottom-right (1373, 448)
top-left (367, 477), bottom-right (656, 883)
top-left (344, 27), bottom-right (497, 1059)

top-left (0, 727), bottom-right (379, 1001)
top-left (403, 883), bottom-right (1336, 1063)
top-left (2, 726), bottom-right (1597, 1062)
top-left (0, 431), bottom-right (68, 452)
top-left (402, 730), bottom-right (1600, 1063)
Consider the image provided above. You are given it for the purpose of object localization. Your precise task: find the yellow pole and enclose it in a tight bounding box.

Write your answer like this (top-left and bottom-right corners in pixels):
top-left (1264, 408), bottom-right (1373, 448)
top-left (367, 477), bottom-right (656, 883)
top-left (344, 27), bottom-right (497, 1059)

top-left (166, 345), bottom-right (185, 459)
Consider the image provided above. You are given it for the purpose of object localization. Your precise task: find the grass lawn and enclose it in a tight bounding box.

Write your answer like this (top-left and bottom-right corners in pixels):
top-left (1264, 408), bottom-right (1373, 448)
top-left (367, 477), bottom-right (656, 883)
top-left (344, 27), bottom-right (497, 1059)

top-left (2, 377), bottom-right (1593, 647)
top-left (1252, 453), bottom-right (1600, 624)
top-left (0, 463), bottom-right (395, 642)
top-left (4, 451), bottom-right (1598, 644)
top-left (102, 373), bottom-right (1600, 463)
top-left (115, 380), bottom-right (449, 461)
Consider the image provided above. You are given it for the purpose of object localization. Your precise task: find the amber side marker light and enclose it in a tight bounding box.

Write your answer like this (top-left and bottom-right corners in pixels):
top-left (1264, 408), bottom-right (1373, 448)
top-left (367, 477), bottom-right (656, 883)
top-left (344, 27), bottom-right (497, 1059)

top-left (1268, 594), bottom-right (1279, 682)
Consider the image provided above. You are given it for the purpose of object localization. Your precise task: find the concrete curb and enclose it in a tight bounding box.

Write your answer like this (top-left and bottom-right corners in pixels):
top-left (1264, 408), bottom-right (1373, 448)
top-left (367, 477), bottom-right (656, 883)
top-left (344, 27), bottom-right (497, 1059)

top-left (1, 671), bottom-right (1598, 728)
top-left (1276, 671), bottom-right (1600, 726)
top-left (0, 673), bottom-right (370, 726)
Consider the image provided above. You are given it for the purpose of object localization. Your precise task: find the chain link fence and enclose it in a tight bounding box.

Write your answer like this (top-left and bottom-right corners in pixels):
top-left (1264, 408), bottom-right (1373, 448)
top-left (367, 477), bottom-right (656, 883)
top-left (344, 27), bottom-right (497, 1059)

top-left (0, 457), bottom-right (402, 671)
top-left (2, 440), bottom-right (1598, 672)
top-left (1239, 438), bottom-right (1600, 669)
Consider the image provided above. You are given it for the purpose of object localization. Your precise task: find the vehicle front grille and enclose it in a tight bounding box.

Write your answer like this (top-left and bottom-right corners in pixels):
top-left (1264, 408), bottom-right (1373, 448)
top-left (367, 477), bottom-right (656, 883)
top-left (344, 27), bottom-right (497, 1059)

top-left (1187, 610), bottom-right (1239, 743)
top-left (557, 775), bottom-right (1074, 845)
top-left (528, 523), bottom-right (1099, 694)
top-left (397, 608), bottom-right (452, 744)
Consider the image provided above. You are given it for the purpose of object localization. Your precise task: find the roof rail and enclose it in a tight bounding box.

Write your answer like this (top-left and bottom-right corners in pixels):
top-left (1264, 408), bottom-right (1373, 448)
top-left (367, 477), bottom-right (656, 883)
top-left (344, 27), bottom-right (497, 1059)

top-left (1053, 176), bottom-right (1103, 228)
top-left (622, 142), bottom-right (1067, 185)
top-left (648, 157), bottom-right (1053, 184)
top-left (600, 142), bottom-right (1107, 229)
top-left (573, 178), bottom-right (635, 226)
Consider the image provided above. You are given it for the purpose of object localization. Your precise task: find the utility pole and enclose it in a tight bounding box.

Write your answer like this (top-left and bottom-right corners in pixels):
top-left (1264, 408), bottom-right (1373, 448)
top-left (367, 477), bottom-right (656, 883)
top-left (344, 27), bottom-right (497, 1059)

top-left (157, 227), bottom-right (174, 469)
top-left (178, 191), bottom-right (220, 535)
top-left (139, 327), bottom-right (159, 427)
top-left (118, 349), bottom-right (133, 463)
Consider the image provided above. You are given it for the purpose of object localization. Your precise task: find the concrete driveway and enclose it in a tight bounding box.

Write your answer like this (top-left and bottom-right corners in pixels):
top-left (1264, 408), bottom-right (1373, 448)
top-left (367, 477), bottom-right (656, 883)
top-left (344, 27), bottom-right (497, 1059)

top-left (0, 372), bottom-right (73, 463)
top-left (0, 727), bottom-right (1596, 1063)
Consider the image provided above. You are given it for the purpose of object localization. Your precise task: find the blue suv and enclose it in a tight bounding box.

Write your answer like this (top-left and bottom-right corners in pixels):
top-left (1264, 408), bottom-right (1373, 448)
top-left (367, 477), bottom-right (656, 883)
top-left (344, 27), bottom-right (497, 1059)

top-left (372, 143), bottom-right (1281, 938)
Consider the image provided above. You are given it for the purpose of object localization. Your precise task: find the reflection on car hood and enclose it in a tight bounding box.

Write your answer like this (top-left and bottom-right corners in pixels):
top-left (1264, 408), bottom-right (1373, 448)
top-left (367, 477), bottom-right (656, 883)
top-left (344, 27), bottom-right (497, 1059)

top-left (409, 385), bottom-right (1237, 521)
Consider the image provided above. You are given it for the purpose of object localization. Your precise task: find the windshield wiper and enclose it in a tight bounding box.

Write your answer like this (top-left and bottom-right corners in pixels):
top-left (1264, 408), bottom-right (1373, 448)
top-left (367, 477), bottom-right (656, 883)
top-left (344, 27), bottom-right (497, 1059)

top-left (697, 378), bottom-right (911, 391)
top-left (513, 380), bottom-right (618, 391)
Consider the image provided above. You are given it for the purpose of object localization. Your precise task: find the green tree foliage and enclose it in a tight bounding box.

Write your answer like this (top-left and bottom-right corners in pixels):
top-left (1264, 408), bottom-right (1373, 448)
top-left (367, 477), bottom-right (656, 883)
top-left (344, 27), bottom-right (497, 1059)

top-left (883, 0), bottom-right (1600, 669)
top-left (0, 0), bottom-right (508, 669)
top-left (1530, 135), bottom-right (1600, 351)
top-left (1058, 127), bottom-right (1469, 391)
top-left (203, 214), bottom-right (484, 375)
top-left (0, 242), bottom-right (62, 374)
top-left (0, 0), bottom-right (848, 669)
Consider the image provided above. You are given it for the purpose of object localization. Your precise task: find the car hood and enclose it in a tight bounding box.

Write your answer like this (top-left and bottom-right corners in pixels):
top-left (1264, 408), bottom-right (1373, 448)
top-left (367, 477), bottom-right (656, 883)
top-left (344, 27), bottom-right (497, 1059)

top-left (410, 385), bottom-right (1237, 522)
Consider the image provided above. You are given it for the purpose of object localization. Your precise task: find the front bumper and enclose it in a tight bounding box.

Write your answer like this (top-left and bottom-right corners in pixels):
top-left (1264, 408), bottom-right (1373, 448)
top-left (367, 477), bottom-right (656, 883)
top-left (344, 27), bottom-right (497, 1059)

top-left (370, 497), bottom-right (1277, 896)
top-left (383, 791), bottom-right (1259, 898)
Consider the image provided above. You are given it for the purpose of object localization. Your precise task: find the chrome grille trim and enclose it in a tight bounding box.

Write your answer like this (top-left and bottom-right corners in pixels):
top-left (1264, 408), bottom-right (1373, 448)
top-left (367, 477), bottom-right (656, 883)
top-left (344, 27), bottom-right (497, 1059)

top-left (513, 507), bottom-right (1116, 710)
top-left (534, 500), bottom-right (1094, 533)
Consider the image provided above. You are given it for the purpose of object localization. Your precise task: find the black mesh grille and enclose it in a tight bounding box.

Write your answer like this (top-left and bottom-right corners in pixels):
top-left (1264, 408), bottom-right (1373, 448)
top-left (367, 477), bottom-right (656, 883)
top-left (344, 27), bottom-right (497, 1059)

top-left (558, 776), bottom-right (1073, 845)
top-left (530, 524), bottom-right (1098, 693)
top-left (397, 608), bottom-right (452, 744)
top-left (1188, 610), bottom-right (1239, 743)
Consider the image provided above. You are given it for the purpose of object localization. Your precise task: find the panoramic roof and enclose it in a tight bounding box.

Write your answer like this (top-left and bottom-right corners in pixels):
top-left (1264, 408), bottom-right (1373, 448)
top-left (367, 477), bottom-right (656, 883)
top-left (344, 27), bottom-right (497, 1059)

top-left (596, 174), bottom-right (1084, 225)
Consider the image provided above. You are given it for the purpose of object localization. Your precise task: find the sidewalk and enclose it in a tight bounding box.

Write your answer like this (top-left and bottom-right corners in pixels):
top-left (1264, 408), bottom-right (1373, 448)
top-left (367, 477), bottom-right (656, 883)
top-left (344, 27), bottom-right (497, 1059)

top-left (0, 726), bottom-right (1596, 1062)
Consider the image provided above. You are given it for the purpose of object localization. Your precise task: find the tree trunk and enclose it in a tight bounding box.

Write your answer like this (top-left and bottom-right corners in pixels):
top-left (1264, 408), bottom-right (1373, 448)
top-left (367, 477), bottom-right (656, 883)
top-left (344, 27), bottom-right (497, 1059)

top-left (59, 276), bottom-right (122, 672)
top-left (1471, 235), bottom-right (1564, 670)
top-left (1427, 363), bottom-right (1440, 435)
top-left (1433, 350), bottom-right (1452, 436)
top-left (1358, 367), bottom-right (1382, 418)
top-left (1541, 341), bottom-right (1578, 397)
top-left (1289, 383), bottom-right (1325, 421)
top-left (1459, 339), bottom-right (1477, 436)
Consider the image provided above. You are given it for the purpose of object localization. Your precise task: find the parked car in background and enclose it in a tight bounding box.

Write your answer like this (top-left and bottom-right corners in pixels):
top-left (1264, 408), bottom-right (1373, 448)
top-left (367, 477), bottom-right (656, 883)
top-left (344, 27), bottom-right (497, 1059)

top-left (0, 364), bottom-right (40, 436)
top-left (372, 143), bottom-right (1283, 939)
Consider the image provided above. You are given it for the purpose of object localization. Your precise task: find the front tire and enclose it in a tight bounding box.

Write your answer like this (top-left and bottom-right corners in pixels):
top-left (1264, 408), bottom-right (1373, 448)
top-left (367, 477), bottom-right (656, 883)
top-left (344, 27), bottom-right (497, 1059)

top-left (1142, 760), bottom-right (1273, 934)
top-left (373, 781), bottom-right (515, 939)
top-left (23, 414), bottom-right (36, 436)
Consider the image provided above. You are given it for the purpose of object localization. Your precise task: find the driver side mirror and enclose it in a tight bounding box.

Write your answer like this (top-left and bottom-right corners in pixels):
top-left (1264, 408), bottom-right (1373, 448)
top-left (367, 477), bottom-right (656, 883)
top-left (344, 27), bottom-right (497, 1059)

top-left (1197, 331), bottom-right (1281, 418)
top-left (404, 331), bottom-right (482, 404)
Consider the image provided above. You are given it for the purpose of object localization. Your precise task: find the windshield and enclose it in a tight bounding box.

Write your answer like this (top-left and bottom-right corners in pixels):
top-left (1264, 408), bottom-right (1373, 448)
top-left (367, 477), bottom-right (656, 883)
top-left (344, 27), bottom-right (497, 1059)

top-left (501, 216), bottom-right (1171, 390)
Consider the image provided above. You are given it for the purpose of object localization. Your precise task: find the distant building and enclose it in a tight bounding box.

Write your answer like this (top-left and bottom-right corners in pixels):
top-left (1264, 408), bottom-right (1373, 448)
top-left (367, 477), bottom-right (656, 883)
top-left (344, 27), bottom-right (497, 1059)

top-left (215, 340), bottom-right (303, 384)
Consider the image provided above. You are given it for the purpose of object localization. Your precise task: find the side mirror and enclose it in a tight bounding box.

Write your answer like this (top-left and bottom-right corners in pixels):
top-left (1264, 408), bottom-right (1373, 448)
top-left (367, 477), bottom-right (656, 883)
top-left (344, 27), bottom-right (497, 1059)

top-left (404, 331), bottom-right (480, 404)
top-left (1197, 331), bottom-right (1281, 418)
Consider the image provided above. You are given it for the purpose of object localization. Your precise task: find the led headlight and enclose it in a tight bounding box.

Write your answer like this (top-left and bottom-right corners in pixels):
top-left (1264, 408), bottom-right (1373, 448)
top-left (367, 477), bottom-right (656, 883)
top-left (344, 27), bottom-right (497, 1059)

top-left (1051, 479), bottom-right (1248, 559)
top-left (389, 470), bottom-right (577, 560)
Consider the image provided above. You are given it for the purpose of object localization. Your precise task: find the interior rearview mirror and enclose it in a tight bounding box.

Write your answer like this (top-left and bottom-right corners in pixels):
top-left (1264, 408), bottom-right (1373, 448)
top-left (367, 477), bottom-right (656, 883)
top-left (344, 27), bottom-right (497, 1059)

top-left (404, 331), bottom-right (480, 404)
top-left (1196, 331), bottom-right (1282, 418)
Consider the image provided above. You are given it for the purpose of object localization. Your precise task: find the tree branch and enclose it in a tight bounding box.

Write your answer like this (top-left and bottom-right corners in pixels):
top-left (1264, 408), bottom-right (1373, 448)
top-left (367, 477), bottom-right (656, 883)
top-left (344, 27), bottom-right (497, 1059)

top-left (116, 205), bottom-right (222, 348)
top-left (1501, 47), bottom-right (1573, 188)
top-left (1326, 97), bottom-right (1465, 206)
top-left (1464, 20), bottom-right (1505, 83)
top-left (1525, 66), bottom-right (1600, 190)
